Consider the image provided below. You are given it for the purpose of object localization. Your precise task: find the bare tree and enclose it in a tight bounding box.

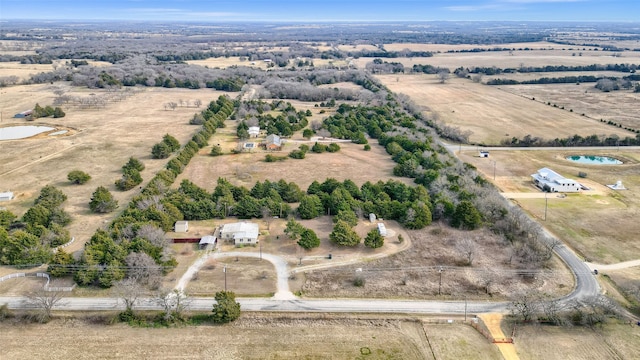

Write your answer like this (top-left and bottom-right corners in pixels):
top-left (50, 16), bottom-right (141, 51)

top-left (509, 292), bottom-right (539, 322)
top-left (125, 252), bottom-right (163, 289)
top-left (261, 206), bottom-right (272, 230)
top-left (437, 70), bottom-right (450, 84)
top-left (113, 278), bottom-right (143, 312)
top-left (24, 289), bottom-right (65, 322)
top-left (194, 99), bottom-right (202, 108)
top-left (155, 289), bottom-right (190, 321)
top-left (316, 129), bottom-right (331, 139)
top-left (456, 238), bottom-right (477, 266)
top-left (471, 74), bottom-right (483, 83)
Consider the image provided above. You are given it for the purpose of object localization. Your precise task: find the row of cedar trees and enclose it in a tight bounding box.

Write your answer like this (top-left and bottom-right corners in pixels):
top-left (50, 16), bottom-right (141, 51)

top-left (47, 96), bottom-right (235, 288)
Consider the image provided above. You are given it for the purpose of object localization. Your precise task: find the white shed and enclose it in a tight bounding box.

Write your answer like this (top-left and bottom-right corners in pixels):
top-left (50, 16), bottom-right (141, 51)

top-left (377, 223), bottom-right (387, 237)
top-left (174, 221), bottom-right (189, 233)
top-left (0, 191), bottom-right (14, 202)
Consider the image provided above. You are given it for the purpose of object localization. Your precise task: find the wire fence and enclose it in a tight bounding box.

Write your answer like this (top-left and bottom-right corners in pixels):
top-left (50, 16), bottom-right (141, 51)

top-left (0, 272), bottom-right (76, 292)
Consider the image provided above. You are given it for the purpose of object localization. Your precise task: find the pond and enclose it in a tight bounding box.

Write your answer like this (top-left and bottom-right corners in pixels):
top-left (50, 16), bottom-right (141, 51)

top-left (566, 155), bottom-right (623, 165)
top-left (0, 125), bottom-right (55, 140)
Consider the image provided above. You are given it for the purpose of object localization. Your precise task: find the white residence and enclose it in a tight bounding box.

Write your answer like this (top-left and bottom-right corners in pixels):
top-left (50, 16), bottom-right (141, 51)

top-left (531, 168), bottom-right (581, 193)
top-left (219, 222), bottom-right (259, 245)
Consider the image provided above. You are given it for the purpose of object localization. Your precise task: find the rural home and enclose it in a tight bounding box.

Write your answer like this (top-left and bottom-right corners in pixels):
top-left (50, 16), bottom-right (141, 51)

top-left (174, 220), bottom-right (189, 233)
top-left (219, 222), bottom-right (259, 245)
top-left (0, 191), bottom-right (14, 201)
top-left (248, 126), bottom-right (260, 138)
top-left (265, 134), bottom-right (282, 150)
top-left (531, 167), bottom-right (581, 192)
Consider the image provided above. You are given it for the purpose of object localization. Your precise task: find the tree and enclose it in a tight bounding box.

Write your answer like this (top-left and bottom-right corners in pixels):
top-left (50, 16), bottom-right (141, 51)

top-left (298, 228), bottom-right (320, 249)
top-left (297, 194), bottom-right (323, 219)
top-left (456, 238), bottom-right (477, 265)
top-left (284, 218), bottom-right (305, 241)
top-left (125, 252), bottom-right (162, 288)
top-left (333, 209), bottom-right (358, 227)
top-left (123, 157), bottom-right (145, 172)
top-left (212, 290), bottom-right (241, 323)
top-left (25, 289), bottom-right (64, 322)
top-left (451, 201), bottom-right (482, 230)
top-left (509, 292), bottom-right (539, 322)
top-left (210, 145), bottom-right (223, 156)
top-left (162, 134), bottom-right (181, 152)
top-left (151, 142), bottom-right (171, 159)
top-left (48, 248), bottom-right (74, 277)
top-left (329, 220), bottom-right (361, 246)
top-left (67, 170), bottom-right (91, 184)
top-left (89, 186), bottom-right (118, 213)
top-left (113, 278), bottom-right (143, 313)
top-left (437, 70), bottom-right (450, 83)
top-left (0, 209), bottom-right (16, 230)
top-left (302, 128), bottom-right (314, 139)
top-left (364, 228), bottom-right (384, 249)
top-left (155, 289), bottom-right (190, 322)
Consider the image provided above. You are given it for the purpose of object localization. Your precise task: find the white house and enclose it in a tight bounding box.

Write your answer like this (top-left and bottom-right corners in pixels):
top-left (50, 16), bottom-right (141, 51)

top-left (0, 191), bottom-right (14, 202)
top-left (219, 222), bottom-right (259, 245)
top-left (377, 223), bottom-right (387, 237)
top-left (531, 168), bottom-right (581, 192)
top-left (174, 221), bottom-right (189, 233)
top-left (248, 126), bottom-right (260, 138)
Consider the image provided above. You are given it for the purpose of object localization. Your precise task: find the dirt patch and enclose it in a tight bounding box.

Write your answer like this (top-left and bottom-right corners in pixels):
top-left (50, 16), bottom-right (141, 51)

top-left (185, 257), bottom-right (277, 297)
top-left (479, 313), bottom-right (519, 360)
top-left (300, 226), bottom-right (573, 300)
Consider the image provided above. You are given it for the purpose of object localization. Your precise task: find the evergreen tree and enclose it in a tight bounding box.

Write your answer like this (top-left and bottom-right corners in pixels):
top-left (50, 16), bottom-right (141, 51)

top-left (212, 291), bottom-right (241, 323)
top-left (89, 186), bottom-right (118, 213)
top-left (297, 228), bottom-right (320, 249)
top-left (67, 170), bottom-right (91, 185)
top-left (364, 228), bottom-right (384, 249)
top-left (329, 220), bottom-right (360, 246)
top-left (451, 200), bottom-right (482, 230)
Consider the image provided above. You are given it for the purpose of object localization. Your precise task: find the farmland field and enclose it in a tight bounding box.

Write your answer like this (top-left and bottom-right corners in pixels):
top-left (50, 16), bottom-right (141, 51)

top-left (0, 314), bottom-right (501, 360)
top-left (375, 74), bottom-right (632, 145)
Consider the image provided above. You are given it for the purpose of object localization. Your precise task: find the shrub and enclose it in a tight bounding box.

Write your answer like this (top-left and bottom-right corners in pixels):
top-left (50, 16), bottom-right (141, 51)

top-left (210, 145), bottom-right (223, 156)
top-left (67, 170), bottom-right (91, 185)
top-left (353, 276), bottom-right (365, 287)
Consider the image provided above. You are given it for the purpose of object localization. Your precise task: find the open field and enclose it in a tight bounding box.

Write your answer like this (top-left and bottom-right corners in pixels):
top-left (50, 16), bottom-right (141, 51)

top-left (352, 48), bottom-right (640, 70)
top-left (0, 314), bottom-right (500, 360)
top-left (175, 128), bottom-right (412, 191)
top-left (187, 56), bottom-right (271, 70)
top-left (513, 322), bottom-right (640, 360)
top-left (0, 60), bottom-right (111, 81)
top-left (501, 83), bottom-right (640, 131)
top-left (0, 83), bottom-right (230, 252)
top-left (376, 74), bottom-right (632, 144)
top-left (458, 149), bottom-right (640, 264)
top-left (383, 41), bottom-right (582, 52)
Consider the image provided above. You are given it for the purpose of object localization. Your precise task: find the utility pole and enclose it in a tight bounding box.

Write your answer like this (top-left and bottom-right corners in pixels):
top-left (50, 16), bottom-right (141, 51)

top-left (464, 297), bottom-right (468, 321)
top-left (438, 266), bottom-right (443, 295)
top-left (544, 192), bottom-right (548, 221)
top-left (223, 265), bottom-right (227, 291)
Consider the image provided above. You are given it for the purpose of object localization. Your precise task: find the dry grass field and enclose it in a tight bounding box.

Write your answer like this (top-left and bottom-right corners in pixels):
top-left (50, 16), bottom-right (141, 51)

top-left (459, 149), bottom-right (640, 264)
top-left (376, 74), bottom-right (632, 145)
top-left (187, 57), bottom-right (271, 70)
top-left (383, 41), bottom-right (572, 52)
top-left (0, 82), bottom-right (230, 253)
top-left (0, 60), bottom-right (111, 81)
top-left (513, 322), bottom-right (640, 360)
top-left (0, 314), bottom-right (500, 360)
top-left (502, 83), bottom-right (640, 131)
top-left (351, 48), bottom-right (640, 70)
top-left (185, 257), bottom-right (277, 297)
top-left (175, 126), bottom-right (411, 191)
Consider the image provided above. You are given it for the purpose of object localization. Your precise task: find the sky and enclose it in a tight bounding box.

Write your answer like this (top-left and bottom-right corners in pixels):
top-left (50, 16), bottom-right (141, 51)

top-left (1, 0), bottom-right (638, 22)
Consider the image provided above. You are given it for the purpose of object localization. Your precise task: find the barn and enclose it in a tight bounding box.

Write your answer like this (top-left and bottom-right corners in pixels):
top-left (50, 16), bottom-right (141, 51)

top-left (265, 134), bottom-right (282, 150)
top-left (531, 168), bottom-right (581, 192)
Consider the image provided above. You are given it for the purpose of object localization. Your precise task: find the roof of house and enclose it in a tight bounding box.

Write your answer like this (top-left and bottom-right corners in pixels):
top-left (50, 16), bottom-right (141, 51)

top-left (266, 134), bottom-right (281, 146)
top-left (531, 167), bottom-right (579, 185)
top-left (221, 222), bottom-right (259, 239)
top-left (248, 126), bottom-right (260, 134)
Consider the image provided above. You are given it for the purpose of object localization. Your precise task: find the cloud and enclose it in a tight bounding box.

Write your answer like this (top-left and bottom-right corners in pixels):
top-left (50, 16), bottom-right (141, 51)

top-left (127, 8), bottom-right (245, 19)
top-left (445, 0), bottom-right (587, 12)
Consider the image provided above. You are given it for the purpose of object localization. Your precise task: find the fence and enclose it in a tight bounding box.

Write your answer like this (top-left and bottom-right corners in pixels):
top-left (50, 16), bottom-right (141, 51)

top-left (53, 237), bottom-right (75, 252)
top-left (0, 272), bottom-right (76, 292)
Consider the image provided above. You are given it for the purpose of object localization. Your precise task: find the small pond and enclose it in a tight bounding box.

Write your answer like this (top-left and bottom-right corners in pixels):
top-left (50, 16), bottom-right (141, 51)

top-left (566, 155), bottom-right (622, 165)
top-left (0, 125), bottom-right (55, 140)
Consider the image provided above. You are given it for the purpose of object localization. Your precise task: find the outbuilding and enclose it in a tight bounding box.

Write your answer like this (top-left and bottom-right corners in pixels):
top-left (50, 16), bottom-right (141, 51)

top-left (377, 223), bottom-right (387, 237)
top-left (265, 134), bottom-right (282, 150)
top-left (0, 191), bottom-right (14, 202)
top-left (174, 220), bottom-right (189, 233)
top-left (199, 235), bottom-right (217, 249)
top-left (531, 168), bottom-right (581, 192)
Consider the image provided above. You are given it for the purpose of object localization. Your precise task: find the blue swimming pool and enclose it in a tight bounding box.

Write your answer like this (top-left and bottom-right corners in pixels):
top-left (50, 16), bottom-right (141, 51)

top-left (566, 155), bottom-right (622, 165)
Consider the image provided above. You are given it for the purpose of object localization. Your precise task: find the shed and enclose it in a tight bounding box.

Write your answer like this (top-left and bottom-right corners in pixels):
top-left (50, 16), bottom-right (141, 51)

top-left (0, 191), bottom-right (14, 202)
top-left (248, 126), bottom-right (260, 138)
top-left (377, 223), bottom-right (387, 237)
top-left (14, 110), bottom-right (32, 118)
top-left (199, 235), bottom-right (217, 249)
top-left (369, 213), bottom-right (377, 223)
top-left (479, 150), bottom-right (489, 158)
top-left (174, 220), bottom-right (189, 233)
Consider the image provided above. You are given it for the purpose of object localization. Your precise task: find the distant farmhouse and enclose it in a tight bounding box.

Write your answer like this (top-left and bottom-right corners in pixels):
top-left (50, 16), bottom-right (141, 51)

top-left (0, 191), bottom-right (14, 201)
top-left (248, 126), bottom-right (260, 138)
top-left (219, 222), bottom-right (259, 245)
top-left (265, 134), bottom-right (282, 150)
top-left (531, 168), bottom-right (581, 192)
